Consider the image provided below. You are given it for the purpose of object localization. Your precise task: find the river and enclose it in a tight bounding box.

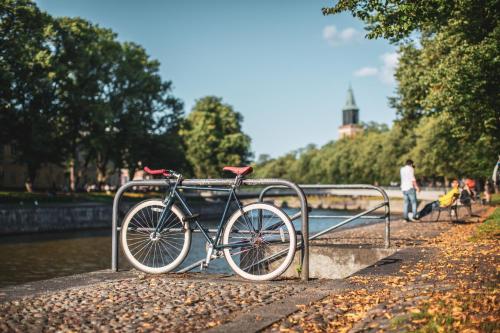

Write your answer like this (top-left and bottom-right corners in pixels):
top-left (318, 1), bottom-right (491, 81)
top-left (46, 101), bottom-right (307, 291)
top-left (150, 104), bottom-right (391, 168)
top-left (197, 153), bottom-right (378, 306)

top-left (0, 209), bottom-right (381, 288)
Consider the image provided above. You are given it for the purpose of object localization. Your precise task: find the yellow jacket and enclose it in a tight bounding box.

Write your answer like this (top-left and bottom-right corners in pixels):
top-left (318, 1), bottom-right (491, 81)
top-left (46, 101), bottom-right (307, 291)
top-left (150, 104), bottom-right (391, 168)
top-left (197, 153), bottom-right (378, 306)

top-left (439, 188), bottom-right (460, 207)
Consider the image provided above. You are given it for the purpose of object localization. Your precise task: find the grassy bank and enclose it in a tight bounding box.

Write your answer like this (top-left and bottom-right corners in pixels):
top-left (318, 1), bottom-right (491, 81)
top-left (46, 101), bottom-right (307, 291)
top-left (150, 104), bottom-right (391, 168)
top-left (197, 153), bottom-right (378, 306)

top-left (471, 206), bottom-right (500, 241)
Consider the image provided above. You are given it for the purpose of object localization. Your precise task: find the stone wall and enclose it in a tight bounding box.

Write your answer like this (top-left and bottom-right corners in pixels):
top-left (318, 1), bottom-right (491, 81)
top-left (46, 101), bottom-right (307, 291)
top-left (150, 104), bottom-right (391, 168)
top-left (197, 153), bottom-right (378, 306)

top-left (0, 200), bottom-right (229, 235)
top-left (0, 204), bottom-right (116, 235)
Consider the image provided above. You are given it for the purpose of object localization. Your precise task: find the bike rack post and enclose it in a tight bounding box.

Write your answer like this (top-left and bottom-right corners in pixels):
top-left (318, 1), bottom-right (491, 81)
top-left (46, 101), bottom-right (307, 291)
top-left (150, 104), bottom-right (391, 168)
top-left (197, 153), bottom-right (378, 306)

top-left (259, 184), bottom-right (391, 248)
top-left (111, 178), bottom-right (310, 281)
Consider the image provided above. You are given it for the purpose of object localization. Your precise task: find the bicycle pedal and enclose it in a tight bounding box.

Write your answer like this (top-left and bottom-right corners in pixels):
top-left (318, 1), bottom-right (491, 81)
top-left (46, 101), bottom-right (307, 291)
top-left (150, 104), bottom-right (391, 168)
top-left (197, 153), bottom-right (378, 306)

top-left (212, 251), bottom-right (223, 259)
top-left (182, 213), bottom-right (200, 222)
top-left (200, 261), bottom-right (208, 270)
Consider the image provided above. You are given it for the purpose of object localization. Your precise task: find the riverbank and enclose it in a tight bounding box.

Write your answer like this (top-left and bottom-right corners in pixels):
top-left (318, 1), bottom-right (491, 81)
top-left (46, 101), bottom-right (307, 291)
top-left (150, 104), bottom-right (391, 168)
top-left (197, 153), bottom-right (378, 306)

top-left (1, 204), bottom-right (496, 332)
top-left (0, 199), bottom-right (225, 235)
top-left (0, 187), bottom-right (443, 234)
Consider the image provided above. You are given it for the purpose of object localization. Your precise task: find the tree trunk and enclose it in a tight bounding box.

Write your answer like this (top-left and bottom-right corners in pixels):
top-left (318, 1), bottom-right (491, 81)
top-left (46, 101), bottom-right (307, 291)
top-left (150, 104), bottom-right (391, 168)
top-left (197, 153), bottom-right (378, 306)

top-left (25, 163), bottom-right (38, 193)
top-left (96, 151), bottom-right (109, 191)
top-left (69, 158), bottom-right (76, 192)
top-left (96, 166), bottom-right (107, 191)
top-left (128, 167), bottom-right (137, 182)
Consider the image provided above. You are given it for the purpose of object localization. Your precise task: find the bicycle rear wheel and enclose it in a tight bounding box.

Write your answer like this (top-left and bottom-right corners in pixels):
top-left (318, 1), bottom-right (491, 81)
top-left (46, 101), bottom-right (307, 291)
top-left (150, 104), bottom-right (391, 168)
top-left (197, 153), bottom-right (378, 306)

top-left (222, 203), bottom-right (296, 281)
top-left (121, 199), bottom-right (191, 274)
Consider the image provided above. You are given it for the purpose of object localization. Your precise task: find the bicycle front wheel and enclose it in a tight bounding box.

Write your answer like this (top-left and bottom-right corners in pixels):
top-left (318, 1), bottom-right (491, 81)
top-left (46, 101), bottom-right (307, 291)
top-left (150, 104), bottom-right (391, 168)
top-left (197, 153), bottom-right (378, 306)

top-left (121, 199), bottom-right (191, 274)
top-left (222, 203), bottom-right (296, 281)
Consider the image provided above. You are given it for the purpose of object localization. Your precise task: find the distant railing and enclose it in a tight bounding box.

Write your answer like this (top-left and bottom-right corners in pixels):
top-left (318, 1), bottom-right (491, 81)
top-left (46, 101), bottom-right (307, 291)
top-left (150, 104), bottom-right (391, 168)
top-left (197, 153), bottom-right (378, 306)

top-left (259, 184), bottom-right (391, 248)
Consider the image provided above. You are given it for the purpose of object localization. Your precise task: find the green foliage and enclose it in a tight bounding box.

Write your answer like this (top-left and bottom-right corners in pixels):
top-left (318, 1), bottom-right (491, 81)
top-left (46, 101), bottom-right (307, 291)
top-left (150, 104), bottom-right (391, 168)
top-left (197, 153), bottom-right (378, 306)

top-left (322, 0), bottom-right (497, 43)
top-left (180, 96), bottom-right (252, 178)
top-left (254, 117), bottom-right (495, 184)
top-left (391, 31), bottom-right (500, 163)
top-left (0, 0), bottom-right (62, 181)
top-left (323, 0), bottom-right (500, 182)
top-left (409, 115), bottom-right (459, 178)
top-left (254, 126), bottom-right (409, 185)
top-left (492, 193), bottom-right (500, 206)
top-left (361, 121), bottom-right (389, 133)
top-left (471, 207), bottom-right (500, 241)
top-left (0, 0), bottom-right (187, 188)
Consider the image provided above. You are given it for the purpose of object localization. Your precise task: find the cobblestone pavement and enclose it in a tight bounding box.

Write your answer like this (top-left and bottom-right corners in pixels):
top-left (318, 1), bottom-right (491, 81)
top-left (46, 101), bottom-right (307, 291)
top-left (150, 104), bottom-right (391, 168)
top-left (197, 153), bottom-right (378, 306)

top-left (0, 274), bottom-right (305, 332)
top-left (0, 206), bottom-right (493, 333)
top-left (265, 206), bottom-right (499, 332)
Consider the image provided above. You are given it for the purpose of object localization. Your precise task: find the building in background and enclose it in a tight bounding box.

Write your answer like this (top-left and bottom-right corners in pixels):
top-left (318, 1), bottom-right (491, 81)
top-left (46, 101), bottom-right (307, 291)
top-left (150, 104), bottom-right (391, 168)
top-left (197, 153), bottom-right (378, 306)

top-left (338, 85), bottom-right (363, 139)
top-left (0, 144), bottom-right (129, 191)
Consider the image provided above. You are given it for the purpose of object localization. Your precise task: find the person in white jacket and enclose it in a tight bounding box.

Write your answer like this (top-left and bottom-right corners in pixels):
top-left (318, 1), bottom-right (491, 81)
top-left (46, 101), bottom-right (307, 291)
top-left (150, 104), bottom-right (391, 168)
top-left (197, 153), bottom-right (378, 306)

top-left (400, 159), bottom-right (420, 222)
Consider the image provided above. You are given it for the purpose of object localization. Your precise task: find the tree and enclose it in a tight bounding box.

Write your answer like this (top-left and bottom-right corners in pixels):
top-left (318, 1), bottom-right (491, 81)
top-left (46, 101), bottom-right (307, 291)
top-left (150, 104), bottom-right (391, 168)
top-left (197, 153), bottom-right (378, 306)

top-left (253, 152), bottom-right (298, 181)
top-left (180, 96), bottom-right (252, 178)
top-left (1, 0), bottom-right (187, 191)
top-left (0, 0), bottom-right (61, 188)
top-left (51, 18), bottom-right (187, 188)
top-left (361, 121), bottom-right (389, 134)
top-left (90, 41), bottom-right (185, 183)
top-left (253, 124), bottom-right (416, 185)
top-left (391, 31), bottom-right (500, 153)
top-left (50, 17), bottom-right (120, 190)
top-left (256, 154), bottom-right (271, 165)
top-left (324, 0), bottom-right (500, 177)
top-left (322, 0), bottom-right (498, 43)
top-left (411, 115), bottom-right (494, 180)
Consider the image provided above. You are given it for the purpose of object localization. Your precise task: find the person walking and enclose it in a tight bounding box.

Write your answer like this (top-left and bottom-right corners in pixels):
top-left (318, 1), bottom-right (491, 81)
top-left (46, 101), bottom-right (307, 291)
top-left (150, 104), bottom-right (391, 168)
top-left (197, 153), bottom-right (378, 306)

top-left (400, 159), bottom-right (420, 222)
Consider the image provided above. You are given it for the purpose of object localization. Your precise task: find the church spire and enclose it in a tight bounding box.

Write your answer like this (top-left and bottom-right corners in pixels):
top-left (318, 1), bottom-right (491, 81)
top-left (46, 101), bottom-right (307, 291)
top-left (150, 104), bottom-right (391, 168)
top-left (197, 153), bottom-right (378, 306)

top-left (345, 84), bottom-right (357, 108)
top-left (342, 85), bottom-right (359, 125)
top-left (338, 84), bottom-right (363, 139)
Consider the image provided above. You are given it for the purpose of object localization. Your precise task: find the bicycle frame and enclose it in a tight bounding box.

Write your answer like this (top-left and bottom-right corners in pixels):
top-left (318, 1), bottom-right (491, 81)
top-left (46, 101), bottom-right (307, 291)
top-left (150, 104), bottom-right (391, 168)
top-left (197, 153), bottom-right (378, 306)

top-left (154, 177), bottom-right (253, 251)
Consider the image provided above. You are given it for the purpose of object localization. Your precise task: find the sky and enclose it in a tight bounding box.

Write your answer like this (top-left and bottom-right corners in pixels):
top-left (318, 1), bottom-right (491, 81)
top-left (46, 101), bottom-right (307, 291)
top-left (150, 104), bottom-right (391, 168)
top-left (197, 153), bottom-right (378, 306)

top-left (37, 0), bottom-right (398, 159)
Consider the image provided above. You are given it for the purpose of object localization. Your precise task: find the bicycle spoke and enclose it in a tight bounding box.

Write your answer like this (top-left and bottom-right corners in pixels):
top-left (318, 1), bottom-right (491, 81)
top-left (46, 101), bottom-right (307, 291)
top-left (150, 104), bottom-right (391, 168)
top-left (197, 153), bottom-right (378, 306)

top-left (223, 203), bottom-right (296, 280)
top-left (122, 201), bottom-right (191, 272)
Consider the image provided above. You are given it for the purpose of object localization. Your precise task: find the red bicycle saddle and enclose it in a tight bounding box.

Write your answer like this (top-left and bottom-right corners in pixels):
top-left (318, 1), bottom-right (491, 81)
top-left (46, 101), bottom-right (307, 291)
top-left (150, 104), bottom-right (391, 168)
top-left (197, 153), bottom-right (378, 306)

top-left (222, 166), bottom-right (253, 176)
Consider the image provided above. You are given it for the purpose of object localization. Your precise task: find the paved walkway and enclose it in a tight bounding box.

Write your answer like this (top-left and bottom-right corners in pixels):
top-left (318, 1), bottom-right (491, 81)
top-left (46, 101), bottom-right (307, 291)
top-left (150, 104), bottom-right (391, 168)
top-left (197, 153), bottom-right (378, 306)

top-left (0, 205), bottom-right (496, 332)
top-left (265, 206), bottom-right (498, 332)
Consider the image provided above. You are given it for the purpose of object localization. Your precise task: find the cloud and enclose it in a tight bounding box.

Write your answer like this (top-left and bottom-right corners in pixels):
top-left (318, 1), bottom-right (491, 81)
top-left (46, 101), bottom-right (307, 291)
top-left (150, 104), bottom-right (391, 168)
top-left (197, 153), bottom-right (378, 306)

top-left (323, 25), bottom-right (359, 46)
top-left (379, 52), bottom-right (399, 84)
top-left (353, 52), bottom-right (399, 85)
top-left (339, 27), bottom-right (357, 41)
top-left (354, 67), bottom-right (378, 77)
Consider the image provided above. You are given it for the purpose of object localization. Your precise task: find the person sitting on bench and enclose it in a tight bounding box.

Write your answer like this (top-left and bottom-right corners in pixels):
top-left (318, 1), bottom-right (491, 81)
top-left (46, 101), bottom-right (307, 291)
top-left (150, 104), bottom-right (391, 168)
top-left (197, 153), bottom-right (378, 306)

top-left (460, 178), bottom-right (476, 205)
top-left (415, 179), bottom-right (460, 220)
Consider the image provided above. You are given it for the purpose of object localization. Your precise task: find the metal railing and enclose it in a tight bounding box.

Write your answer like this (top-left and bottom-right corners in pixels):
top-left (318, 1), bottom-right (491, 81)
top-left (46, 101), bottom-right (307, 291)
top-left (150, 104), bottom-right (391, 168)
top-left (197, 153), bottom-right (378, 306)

top-left (259, 184), bottom-right (391, 248)
top-left (112, 181), bottom-right (390, 281)
top-left (111, 178), bottom-right (310, 281)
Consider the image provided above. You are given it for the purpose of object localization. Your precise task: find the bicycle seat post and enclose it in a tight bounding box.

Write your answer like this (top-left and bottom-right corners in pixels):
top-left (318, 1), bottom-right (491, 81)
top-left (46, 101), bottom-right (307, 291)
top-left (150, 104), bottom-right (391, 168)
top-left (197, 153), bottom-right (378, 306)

top-left (233, 175), bottom-right (243, 188)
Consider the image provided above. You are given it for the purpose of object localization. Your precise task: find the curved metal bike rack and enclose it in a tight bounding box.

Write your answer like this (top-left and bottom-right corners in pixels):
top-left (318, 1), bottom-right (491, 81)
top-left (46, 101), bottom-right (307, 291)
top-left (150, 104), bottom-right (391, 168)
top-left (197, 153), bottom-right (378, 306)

top-left (259, 184), bottom-right (391, 248)
top-left (111, 178), bottom-right (310, 281)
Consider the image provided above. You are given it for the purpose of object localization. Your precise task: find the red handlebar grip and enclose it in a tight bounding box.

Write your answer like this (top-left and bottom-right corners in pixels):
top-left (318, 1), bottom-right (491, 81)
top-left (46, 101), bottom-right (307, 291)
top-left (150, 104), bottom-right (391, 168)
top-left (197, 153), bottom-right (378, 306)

top-left (144, 166), bottom-right (170, 176)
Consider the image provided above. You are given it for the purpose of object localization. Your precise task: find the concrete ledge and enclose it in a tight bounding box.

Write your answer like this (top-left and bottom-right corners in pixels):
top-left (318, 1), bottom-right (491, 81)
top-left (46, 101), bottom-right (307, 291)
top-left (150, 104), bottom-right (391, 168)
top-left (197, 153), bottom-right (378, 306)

top-left (0, 270), bottom-right (136, 302)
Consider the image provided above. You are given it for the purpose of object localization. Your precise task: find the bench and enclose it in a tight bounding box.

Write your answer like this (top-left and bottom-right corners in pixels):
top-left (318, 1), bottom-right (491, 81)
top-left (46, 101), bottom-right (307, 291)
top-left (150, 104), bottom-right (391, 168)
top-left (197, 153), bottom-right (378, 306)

top-left (423, 193), bottom-right (460, 222)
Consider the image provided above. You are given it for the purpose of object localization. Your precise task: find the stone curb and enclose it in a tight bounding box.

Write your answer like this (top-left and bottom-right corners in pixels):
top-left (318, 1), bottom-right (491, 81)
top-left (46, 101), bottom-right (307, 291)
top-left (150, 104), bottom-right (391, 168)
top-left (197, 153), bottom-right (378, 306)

top-left (0, 269), bottom-right (136, 302)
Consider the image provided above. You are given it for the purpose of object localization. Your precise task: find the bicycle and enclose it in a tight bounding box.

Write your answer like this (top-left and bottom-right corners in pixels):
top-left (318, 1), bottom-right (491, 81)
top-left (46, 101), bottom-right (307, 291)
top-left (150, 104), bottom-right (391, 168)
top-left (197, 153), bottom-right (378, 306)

top-left (120, 166), bottom-right (297, 281)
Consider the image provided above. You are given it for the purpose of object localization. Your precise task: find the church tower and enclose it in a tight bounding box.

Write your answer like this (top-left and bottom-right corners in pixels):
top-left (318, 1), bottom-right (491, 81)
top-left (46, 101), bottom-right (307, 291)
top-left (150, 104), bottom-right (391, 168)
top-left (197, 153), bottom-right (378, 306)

top-left (338, 85), bottom-right (363, 138)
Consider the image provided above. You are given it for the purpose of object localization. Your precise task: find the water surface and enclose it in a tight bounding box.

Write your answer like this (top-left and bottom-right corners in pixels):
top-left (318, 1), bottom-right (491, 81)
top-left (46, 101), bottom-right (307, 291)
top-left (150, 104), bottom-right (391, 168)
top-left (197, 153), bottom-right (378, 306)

top-left (0, 209), bottom-right (382, 287)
